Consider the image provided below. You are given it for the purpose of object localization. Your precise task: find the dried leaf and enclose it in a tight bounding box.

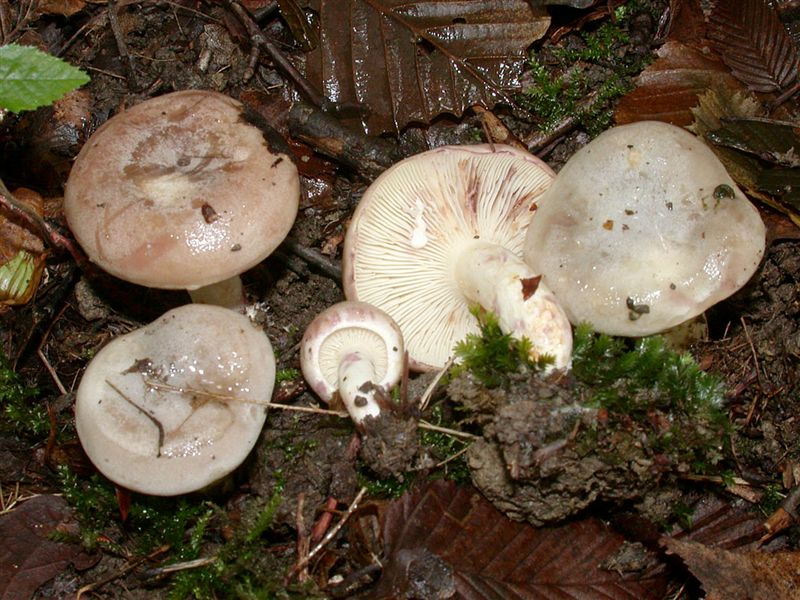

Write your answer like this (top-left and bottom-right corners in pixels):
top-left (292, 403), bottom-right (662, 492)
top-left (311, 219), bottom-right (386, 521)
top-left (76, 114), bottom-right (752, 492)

top-left (614, 41), bottom-right (745, 126)
top-left (663, 0), bottom-right (707, 45)
top-left (707, 0), bottom-right (799, 93)
top-left (662, 537), bottom-right (800, 600)
top-left (305, 0), bottom-right (550, 133)
top-left (0, 496), bottom-right (89, 600)
top-left (0, 188), bottom-right (47, 306)
top-left (371, 480), bottom-right (667, 600)
top-left (670, 496), bottom-right (768, 551)
top-left (36, 0), bottom-right (86, 17)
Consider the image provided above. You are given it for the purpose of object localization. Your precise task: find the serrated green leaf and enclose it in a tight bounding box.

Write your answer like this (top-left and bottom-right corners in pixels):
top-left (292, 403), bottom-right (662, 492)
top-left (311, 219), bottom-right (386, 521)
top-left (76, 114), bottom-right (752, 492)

top-left (0, 43), bottom-right (90, 113)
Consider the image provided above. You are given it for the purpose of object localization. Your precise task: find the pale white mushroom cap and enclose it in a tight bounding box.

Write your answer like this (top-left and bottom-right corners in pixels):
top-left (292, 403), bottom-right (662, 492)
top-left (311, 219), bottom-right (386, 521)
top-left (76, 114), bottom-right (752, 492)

top-left (343, 144), bottom-right (555, 370)
top-left (64, 90), bottom-right (299, 290)
top-left (300, 300), bottom-right (404, 402)
top-left (75, 304), bottom-right (275, 496)
top-left (524, 121), bottom-right (766, 336)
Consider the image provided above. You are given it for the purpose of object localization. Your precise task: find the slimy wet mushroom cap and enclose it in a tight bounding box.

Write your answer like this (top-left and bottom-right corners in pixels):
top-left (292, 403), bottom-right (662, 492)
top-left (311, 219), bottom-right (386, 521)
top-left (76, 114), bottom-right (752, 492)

top-left (64, 90), bottom-right (299, 291)
top-left (524, 121), bottom-right (766, 336)
top-left (75, 303), bottom-right (275, 496)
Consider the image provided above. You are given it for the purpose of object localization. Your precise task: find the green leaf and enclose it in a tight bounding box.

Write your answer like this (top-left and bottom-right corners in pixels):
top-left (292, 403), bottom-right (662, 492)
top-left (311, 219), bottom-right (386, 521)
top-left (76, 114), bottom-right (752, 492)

top-left (0, 43), bottom-right (90, 112)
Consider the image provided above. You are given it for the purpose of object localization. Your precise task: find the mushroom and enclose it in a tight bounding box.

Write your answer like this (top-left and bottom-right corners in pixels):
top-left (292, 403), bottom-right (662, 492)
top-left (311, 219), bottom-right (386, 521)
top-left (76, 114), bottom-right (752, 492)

top-left (301, 301), bottom-right (404, 423)
top-left (523, 121), bottom-right (766, 336)
top-left (342, 144), bottom-right (573, 372)
top-left (64, 90), bottom-right (299, 310)
top-left (74, 303), bottom-right (275, 496)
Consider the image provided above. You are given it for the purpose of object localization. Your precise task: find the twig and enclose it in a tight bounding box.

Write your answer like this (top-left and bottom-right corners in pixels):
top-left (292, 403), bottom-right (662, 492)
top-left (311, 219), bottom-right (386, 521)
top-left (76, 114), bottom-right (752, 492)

top-left (77, 545), bottom-right (170, 599)
top-left (286, 486), bottom-right (367, 583)
top-left (280, 237), bottom-right (342, 280)
top-left (417, 420), bottom-right (478, 440)
top-left (0, 183), bottom-right (87, 265)
top-left (295, 493), bottom-right (309, 583)
top-left (143, 556), bottom-right (217, 578)
top-left (417, 357), bottom-right (454, 412)
top-left (523, 89), bottom-right (601, 154)
top-left (107, 0), bottom-right (138, 88)
top-left (762, 485), bottom-right (800, 543)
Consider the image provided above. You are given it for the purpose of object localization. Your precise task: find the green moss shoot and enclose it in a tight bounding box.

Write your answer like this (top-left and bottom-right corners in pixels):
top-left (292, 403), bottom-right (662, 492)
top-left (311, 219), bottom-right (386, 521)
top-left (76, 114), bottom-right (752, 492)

top-left (0, 351), bottom-right (47, 437)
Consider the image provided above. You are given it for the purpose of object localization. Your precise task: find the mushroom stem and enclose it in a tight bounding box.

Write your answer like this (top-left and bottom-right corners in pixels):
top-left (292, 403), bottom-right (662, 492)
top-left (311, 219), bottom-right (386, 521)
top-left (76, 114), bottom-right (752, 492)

top-left (454, 240), bottom-right (573, 370)
top-left (338, 351), bottom-right (383, 424)
top-left (187, 276), bottom-right (245, 312)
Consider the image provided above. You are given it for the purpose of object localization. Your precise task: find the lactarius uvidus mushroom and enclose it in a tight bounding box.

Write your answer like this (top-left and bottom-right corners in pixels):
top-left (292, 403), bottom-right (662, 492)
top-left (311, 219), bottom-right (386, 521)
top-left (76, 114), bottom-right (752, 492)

top-left (524, 121), bottom-right (766, 336)
top-left (75, 303), bottom-right (275, 495)
top-left (301, 301), bottom-right (404, 424)
top-left (64, 90), bottom-right (299, 310)
top-left (343, 144), bottom-right (572, 372)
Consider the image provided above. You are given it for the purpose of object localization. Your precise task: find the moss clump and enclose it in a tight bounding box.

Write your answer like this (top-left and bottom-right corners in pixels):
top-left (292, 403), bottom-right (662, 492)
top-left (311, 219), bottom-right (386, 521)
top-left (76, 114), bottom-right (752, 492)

top-left (0, 351), bottom-right (47, 437)
top-left (450, 307), bottom-right (551, 388)
top-left (519, 0), bottom-right (654, 135)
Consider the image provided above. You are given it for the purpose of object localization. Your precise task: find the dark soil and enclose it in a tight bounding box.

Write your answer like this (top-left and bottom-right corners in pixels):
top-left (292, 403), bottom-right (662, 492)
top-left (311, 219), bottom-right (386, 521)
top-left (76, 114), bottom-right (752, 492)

top-left (1, 1), bottom-right (799, 598)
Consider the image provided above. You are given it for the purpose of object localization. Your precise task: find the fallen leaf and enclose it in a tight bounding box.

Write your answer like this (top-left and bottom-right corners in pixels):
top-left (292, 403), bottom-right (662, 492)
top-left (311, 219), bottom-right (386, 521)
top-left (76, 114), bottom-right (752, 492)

top-left (0, 188), bottom-right (47, 306)
top-left (370, 480), bottom-right (667, 599)
top-left (305, 0), bottom-right (550, 133)
top-left (707, 117), bottom-right (800, 166)
top-left (707, 0), bottom-right (799, 93)
top-left (36, 0), bottom-right (86, 17)
top-left (0, 495), bottom-right (92, 600)
top-left (669, 495), bottom-right (769, 551)
top-left (614, 41), bottom-right (745, 126)
top-left (662, 537), bottom-right (800, 600)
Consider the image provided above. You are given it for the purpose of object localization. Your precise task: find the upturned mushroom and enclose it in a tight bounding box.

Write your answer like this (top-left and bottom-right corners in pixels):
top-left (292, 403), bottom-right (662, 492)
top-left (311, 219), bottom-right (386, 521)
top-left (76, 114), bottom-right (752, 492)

top-left (301, 301), bottom-right (404, 424)
top-left (64, 90), bottom-right (299, 309)
top-left (524, 121), bottom-right (766, 336)
top-left (342, 144), bottom-right (572, 372)
top-left (75, 303), bottom-right (275, 496)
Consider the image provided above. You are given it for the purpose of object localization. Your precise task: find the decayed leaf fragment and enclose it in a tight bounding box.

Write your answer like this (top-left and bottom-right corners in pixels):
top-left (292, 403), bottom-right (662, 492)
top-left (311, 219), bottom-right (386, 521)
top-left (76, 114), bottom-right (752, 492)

top-left (0, 188), bottom-right (47, 306)
top-left (662, 537), bottom-right (800, 600)
top-left (0, 495), bottom-right (91, 600)
top-left (370, 480), bottom-right (667, 599)
top-left (305, 0), bottom-right (550, 133)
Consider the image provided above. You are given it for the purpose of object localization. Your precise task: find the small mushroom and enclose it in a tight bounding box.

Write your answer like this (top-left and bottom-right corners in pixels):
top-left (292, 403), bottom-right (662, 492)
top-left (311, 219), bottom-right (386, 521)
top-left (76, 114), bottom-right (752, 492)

top-left (524, 121), bottom-right (766, 336)
top-left (64, 90), bottom-right (299, 310)
top-left (301, 301), bottom-right (404, 424)
top-left (342, 144), bottom-right (572, 371)
top-left (75, 303), bottom-right (275, 496)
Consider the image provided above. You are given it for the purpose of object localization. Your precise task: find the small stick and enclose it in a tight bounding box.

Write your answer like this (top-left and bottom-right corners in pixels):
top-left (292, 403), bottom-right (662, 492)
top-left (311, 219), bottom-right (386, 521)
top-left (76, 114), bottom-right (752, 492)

top-left (418, 357), bottom-right (454, 412)
top-left (295, 493), bottom-right (310, 583)
top-left (77, 545), bottom-right (170, 600)
top-left (107, 0), bottom-right (139, 89)
top-left (310, 496), bottom-right (338, 543)
top-left (280, 237), bottom-right (342, 280)
top-left (286, 487), bottom-right (367, 583)
top-left (762, 485), bottom-right (800, 543)
top-left (143, 556), bottom-right (217, 578)
top-left (417, 420), bottom-right (478, 440)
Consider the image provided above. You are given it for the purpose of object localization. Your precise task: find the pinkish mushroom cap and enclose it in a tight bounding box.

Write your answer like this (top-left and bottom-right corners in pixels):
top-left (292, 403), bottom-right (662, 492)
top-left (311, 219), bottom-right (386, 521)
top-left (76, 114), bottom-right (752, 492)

top-left (64, 90), bottom-right (299, 293)
top-left (75, 303), bottom-right (275, 495)
top-left (524, 121), bottom-right (766, 336)
top-left (301, 301), bottom-right (404, 423)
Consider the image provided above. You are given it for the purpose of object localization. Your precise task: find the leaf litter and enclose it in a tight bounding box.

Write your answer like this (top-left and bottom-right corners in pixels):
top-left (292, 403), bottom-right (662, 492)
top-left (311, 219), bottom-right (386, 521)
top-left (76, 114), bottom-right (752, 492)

top-left (1, 0), bottom-right (800, 598)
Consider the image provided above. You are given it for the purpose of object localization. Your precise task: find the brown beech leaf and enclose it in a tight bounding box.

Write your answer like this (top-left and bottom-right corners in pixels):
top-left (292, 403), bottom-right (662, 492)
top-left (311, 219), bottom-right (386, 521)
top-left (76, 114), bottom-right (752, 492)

top-left (669, 496), bottom-right (769, 551)
top-left (305, 0), bottom-right (550, 134)
top-left (614, 41), bottom-right (745, 126)
top-left (0, 495), bottom-right (91, 600)
top-left (370, 480), bottom-right (667, 600)
top-left (662, 537), bottom-right (800, 600)
top-left (707, 117), bottom-right (800, 166)
top-left (707, 0), bottom-right (799, 93)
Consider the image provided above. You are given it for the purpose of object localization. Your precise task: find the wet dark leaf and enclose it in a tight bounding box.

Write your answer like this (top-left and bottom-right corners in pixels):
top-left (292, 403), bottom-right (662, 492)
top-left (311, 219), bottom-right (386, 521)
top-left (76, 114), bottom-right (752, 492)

top-left (662, 537), bottom-right (800, 600)
top-left (370, 480), bottom-right (667, 600)
top-left (305, 0), bottom-right (550, 133)
top-left (758, 168), bottom-right (800, 208)
top-left (277, 0), bottom-right (318, 51)
top-left (707, 0), bottom-right (799, 93)
top-left (707, 117), bottom-right (800, 166)
top-left (0, 495), bottom-right (90, 600)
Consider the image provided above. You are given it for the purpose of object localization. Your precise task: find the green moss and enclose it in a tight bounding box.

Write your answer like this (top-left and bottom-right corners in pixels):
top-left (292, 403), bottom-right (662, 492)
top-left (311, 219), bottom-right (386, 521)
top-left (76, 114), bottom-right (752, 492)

top-left (419, 404), bottom-right (471, 485)
top-left (275, 368), bottom-right (300, 383)
top-left (0, 351), bottom-right (47, 437)
top-left (451, 306), bottom-right (551, 388)
top-left (518, 0), bottom-right (652, 136)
